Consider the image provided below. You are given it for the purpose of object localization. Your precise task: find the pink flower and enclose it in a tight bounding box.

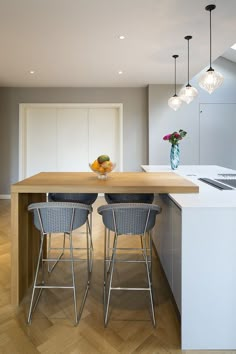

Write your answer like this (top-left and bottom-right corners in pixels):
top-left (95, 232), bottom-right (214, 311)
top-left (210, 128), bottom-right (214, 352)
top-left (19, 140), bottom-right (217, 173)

top-left (163, 134), bottom-right (171, 141)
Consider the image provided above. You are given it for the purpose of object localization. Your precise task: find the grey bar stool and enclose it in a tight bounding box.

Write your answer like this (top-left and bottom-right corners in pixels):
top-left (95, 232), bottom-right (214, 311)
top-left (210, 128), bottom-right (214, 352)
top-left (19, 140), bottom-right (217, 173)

top-left (27, 202), bottom-right (92, 325)
top-left (98, 203), bottom-right (161, 327)
top-left (47, 193), bottom-right (97, 273)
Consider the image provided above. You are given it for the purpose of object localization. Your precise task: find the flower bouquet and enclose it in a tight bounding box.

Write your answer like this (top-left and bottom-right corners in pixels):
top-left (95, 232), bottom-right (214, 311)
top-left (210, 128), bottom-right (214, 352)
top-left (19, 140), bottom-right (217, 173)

top-left (163, 129), bottom-right (187, 145)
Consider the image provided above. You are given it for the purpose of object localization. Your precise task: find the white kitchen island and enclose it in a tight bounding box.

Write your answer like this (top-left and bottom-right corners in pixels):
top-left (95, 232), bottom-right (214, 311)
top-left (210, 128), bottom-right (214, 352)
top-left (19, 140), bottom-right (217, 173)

top-left (142, 165), bottom-right (236, 350)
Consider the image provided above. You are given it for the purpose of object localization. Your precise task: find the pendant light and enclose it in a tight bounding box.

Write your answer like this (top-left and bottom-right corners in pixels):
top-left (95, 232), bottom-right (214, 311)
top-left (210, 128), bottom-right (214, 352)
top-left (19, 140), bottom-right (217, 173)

top-left (198, 4), bottom-right (224, 94)
top-left (168, 55), bottom-right (182, 111)
top-left (180, 36), bottom-right (198, 104)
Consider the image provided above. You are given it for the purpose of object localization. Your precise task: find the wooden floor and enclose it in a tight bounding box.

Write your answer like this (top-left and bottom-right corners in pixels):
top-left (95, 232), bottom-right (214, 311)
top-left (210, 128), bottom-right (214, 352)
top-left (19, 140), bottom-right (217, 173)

top-left (0, 198), bottom-right (233, 354)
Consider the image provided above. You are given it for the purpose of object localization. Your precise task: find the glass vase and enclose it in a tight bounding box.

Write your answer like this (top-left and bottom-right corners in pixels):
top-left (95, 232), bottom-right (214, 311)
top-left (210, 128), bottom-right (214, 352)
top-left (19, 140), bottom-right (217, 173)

top-left (170, 144), bottom-right (180, 170)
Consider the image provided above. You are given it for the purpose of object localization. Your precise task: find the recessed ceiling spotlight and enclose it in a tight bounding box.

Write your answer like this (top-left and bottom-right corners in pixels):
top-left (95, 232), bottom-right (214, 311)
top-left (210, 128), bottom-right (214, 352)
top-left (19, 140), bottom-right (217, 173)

top-left (119, 35), bottom-right (125, 40)
top-left (29, 70), bottom-right (35, 75)
top-left (118, 71), bottom-right (123, 75)
top-left (231, 43), bottom-right (236, 50)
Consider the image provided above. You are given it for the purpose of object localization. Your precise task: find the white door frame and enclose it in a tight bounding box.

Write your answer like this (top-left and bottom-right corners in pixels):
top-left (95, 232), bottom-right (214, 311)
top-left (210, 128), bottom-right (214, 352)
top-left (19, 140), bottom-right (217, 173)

top-left (19, 103), bottom-right (123, 180)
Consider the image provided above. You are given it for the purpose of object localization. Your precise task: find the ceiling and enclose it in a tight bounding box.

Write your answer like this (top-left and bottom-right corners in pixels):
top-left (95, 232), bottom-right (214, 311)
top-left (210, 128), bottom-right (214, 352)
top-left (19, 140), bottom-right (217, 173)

top-left (0, 0), bottom-right (236, 87)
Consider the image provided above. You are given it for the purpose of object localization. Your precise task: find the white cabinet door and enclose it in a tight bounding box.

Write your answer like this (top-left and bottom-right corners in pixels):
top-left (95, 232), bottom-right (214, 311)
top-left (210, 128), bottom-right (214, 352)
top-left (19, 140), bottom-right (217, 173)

top-left (26, 108), bottom-right (57, 177)
top-left (88, 108), bottom-right (120, 169)
top-left (200, 104), bottom-right (236, 169)
top-left (57, 108), bottom-right (89, 172)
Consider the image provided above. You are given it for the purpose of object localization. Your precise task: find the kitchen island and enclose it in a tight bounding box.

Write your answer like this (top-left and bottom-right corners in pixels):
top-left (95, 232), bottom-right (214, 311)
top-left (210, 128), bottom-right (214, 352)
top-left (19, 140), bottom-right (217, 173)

top-left (142, 165), bottom-right (236, 350)
top-left (11, 171), bottom-right (198, 307)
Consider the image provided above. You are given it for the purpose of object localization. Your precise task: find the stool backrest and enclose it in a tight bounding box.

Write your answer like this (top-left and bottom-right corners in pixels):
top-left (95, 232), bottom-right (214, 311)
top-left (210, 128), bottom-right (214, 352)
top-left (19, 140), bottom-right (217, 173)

top-left (98, 203), bottom-right (161, 235)
top-left (28, 202), bottom-right (92, 234)
top-left (104, 193), bottom-right (154, 204)
top-left (48, 193), bottom-right (98, 205)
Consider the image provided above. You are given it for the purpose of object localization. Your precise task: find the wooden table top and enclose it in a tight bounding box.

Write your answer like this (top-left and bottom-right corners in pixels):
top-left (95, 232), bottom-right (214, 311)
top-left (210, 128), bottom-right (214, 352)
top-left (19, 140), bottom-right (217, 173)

top-left (11, 172), bottom-right (199, 194)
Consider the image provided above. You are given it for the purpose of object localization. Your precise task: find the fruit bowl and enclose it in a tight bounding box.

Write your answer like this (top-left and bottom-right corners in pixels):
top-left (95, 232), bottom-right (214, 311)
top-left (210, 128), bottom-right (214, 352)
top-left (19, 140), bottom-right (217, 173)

top-left (89, 159), bottom-right (116, 180)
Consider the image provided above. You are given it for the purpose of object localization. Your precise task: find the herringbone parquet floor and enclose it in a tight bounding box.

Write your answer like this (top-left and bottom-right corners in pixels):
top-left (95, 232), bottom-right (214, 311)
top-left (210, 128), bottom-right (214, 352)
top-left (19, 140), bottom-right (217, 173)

top-left (0, 198), bottom-right (233, 354)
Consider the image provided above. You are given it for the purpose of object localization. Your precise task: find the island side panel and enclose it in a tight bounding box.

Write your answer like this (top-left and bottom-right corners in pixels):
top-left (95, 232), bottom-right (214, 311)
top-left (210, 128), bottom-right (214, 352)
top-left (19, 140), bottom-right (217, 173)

top-left (153, 194), bottom-right (182, 312)
top-left (181, 207), bottom-right (236, 350)
top-left (11, 192), bottom-right (45, 305)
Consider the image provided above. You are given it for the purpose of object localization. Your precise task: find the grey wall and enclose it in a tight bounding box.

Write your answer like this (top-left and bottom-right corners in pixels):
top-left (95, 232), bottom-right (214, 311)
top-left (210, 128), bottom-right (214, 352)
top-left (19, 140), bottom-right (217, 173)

top-left (0, 87), bottom-right (148, 194)
top-left (148, 57), bottom-right (236, 166)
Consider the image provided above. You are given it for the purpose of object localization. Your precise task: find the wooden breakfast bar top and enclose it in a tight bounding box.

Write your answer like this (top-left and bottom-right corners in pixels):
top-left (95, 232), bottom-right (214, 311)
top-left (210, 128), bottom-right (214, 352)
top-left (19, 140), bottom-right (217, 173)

top-left (11, 171), bottom-right (199, 194)
top-left (11, 171), bottom-right (198, 306)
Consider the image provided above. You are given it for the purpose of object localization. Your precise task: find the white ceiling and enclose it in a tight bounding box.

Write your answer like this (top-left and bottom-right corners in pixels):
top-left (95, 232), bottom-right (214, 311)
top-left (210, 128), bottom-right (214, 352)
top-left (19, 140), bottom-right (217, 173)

top-left (0, 0), bottom-right (236, 87)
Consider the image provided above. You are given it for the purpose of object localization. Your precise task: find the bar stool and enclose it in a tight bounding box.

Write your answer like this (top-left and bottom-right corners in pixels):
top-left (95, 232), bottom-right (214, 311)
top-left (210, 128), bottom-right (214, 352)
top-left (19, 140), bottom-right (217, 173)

top-left (27, 202), bottom-right (92, 325)
top-left (104, 193), bottom-right (154, 204)
top-left (98, 203), bottom-right (161, 327)
top-left (47, 193), bottom-right (97, 273)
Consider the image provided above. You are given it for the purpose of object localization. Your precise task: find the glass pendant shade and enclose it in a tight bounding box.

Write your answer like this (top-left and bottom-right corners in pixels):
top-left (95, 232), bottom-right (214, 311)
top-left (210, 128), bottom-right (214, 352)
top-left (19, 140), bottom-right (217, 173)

top-left (198, 67), bottom-right (224, 94)
top-left (180, 35), bottom-right (198, 104)
top-left (180, 85), bottom-right (198, 104)
top-left (198, 4), bottom-right (224, 94)
top-left (168, 94), bottom-right (183, 111)
top-left (168, 54), bottom-right (182, 111)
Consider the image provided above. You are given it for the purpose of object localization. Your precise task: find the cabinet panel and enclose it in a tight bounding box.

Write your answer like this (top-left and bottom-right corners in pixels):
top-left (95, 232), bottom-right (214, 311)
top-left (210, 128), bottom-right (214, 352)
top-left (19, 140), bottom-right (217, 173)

top-left (57, 108), bottom-right (89, 171)
top-left (154, 195), bottom-right (172, 288)
top-left (26, 108), bottom-right (57, 177)
top-left (172, 202), bottom-right (181, 312)
top-left (88, 108), bottom-right (120, 169)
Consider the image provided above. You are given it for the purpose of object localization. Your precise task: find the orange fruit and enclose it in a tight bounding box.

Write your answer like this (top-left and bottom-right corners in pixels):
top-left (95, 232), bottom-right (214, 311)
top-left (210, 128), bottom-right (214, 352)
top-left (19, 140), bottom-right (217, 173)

top-left (99, 166), bottom-right (105, 173)
top-left (92, 159), bottom-right (100, 171)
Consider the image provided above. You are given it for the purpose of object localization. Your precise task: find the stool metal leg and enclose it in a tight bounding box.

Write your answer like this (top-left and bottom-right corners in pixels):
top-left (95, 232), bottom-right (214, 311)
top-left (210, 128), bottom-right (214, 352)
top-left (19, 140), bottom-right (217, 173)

top-left (143, 231), bottom-right (156, 327)
top-left (47, 232), bottom-right (66, 273)
top-left (104, 231), bottom-right (118, 326)
top-left (27, 233), bottom-right (45, 324)
top-left (88, 213), bottom-right (93, 273)
top-left (68, 231), bottom-right (78, 325)
top-left (76, 220), bottom-right (90, 323)
top-left (103, 226), bottom-right (108, 323)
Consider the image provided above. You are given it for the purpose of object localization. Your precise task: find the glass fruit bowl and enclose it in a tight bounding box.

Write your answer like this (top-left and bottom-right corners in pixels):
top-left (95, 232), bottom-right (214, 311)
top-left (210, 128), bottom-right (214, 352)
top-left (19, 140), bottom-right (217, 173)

top-left (89, 162), bottom-right (116, 180)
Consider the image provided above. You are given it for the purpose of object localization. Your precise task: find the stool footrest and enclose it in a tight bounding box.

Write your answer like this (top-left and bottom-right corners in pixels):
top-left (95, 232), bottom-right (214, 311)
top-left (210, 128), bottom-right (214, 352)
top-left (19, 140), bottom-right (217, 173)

top-left (35, 285), bottom-right (74, 289)
top-left (110, 287), bottom-right (150, 291)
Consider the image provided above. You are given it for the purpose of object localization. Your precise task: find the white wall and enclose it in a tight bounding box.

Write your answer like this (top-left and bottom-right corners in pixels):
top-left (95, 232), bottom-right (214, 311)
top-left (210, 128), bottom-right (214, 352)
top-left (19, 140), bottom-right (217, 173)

top-left (148, 57), bottom-right (236, 166)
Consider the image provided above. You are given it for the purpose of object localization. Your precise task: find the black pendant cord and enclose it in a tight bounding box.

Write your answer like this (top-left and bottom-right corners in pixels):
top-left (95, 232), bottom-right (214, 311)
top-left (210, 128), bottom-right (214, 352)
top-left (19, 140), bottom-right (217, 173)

top-left (187, 38), bottom-right (190, 84)
top-left (174, 57), bottom-right (177, 95)
top-left (172, 55), bottom-right (178, 96)
top-left (209, 8), bottom-right (212, 69)
top-left (184, 36), bottom-right (192, 86)
top-left (205, 4), bottom-right (216, 71)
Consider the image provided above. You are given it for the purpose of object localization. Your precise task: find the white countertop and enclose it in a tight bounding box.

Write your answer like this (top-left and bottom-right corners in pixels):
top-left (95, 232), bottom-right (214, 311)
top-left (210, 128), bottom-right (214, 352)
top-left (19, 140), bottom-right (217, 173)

top-left (141, 165), bottom-right (236, 208)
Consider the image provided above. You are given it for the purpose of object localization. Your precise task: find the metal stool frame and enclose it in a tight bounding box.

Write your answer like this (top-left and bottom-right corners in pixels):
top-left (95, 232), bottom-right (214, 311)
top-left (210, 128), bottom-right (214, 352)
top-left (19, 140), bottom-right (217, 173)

top-left (47, 193), bottom-right (97, 273)
top-left (27, 202), bottom-right (92, 325)
top-left (98, 203), bottom-right (161, 327)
